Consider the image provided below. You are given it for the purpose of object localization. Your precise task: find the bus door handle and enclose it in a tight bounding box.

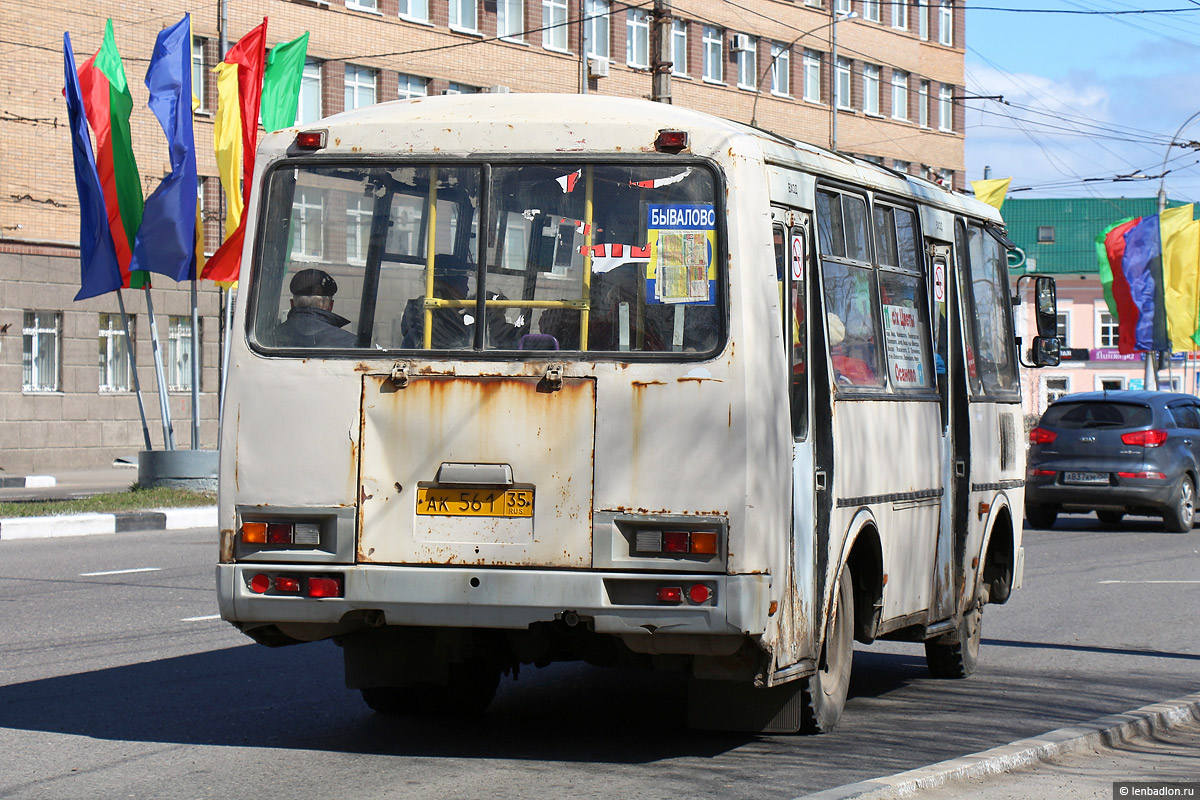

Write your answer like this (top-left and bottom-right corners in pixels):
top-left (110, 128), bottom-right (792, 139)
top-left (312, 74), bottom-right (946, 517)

top-left (390, 362), bottom-right (410, 389)
top-left (541, 363), bottom-right (564, 392)
top-left (815, 471), bottom-right (827, 491)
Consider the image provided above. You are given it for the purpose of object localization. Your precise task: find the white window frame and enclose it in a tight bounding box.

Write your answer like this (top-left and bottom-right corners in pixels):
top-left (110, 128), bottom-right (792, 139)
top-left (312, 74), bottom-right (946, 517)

top-left (22, 310), bottom-right (61, 393)
top-left (735, 34), bottom-right (757, 90)
top-left (291, 188), bottom-right (326, 261)
top-left (297, 59), bottom-right (322, 125)
top-left (802, 49), bottom-right (821, 103)
top-left (863, 63), bottom-right (880, 115)
top-left (98, 313), bottom-right (134, 393)
top-left (893, 159), bottom-right (910, 174)
top-left (627, 9), bottom-right (649, 68)
top-left (347, 0), bottom-right (379, 11)
top-left (585, 0), bottom-right (610, 60)
top-left (835, 0), bottom-right (852, 13)
top-left (891, 69), bottom-right (908, 120)
top-left (835, 57), bottom-right (852, 110)
top-left (1097, 310), bottom-right (1119, 348)
top-left (167, 316), bottom-right (198, 392)
top-left (671, 20), bottom-right (687, 76)
top-left (446, 82), bottom-right (478, 94)
top-left (543, 0), bottom-right (569, 51)
top-left (918, 79), bottom-right (929, 127)
top-left (497, 0), bottom-right (523, 40)
top-left (702, 25), bottom-right (723, 83)
top-left (192, 38), bottom-right (207, 112)
top-left (918, 0), bottom-right (929, 39)
top-left (863, 0), bottom-right (881, 22)
top-left (770, 43), bottom-right (789, 96)
top-left (1044, 375), bottom-right (1070, 407)
top-left (938, 83), bottom-right (954, 131)
top-left (345, 195), bottom-right (372, 266)
top-left (450, 0), bottom-right (479, 33)
top-left (892, 0), bottom-right (908, 30)
top-left (398, 0), bottom-right (429, 22)
top-left (938, 168), bottom-right (954, 188)
top-left (1096, 375), bottom-right (1125, 392)
top-left (1056, 310), bottom-right (1071, 349)
top-left (344, 65), bottom-right (377, 111)
top-left (938, 1), bottom-right (953, 46)
top-left (397, 73), bottom-right (429, 100)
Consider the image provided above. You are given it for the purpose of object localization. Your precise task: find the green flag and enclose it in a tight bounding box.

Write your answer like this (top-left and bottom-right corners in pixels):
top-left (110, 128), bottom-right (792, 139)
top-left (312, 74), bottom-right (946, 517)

top-left (1096, 216), bottom-right (1135, 319)
top-left (260, 32), bottom-right (309, 132)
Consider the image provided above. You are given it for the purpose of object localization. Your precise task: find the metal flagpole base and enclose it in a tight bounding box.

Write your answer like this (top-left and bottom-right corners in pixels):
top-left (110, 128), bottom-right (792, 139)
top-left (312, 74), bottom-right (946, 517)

top-left (138, 449), bottom-right (218, 491)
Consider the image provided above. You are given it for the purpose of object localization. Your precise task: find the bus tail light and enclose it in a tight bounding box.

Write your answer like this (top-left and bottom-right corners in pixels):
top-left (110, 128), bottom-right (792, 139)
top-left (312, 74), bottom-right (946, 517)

top-left (689, 584), bottom-right (711, 603)
top-left (240, 521), bottom-right (321, 546)
top-left (634, 529), bottom-right (720, 557)
top-left (308, 577), bottom-right (342, 598)
top-left (247, 573), bottom-right (343, 597)
top-left (656, 586), bottom-right (683, 603)
top-left (295, 129), bottom-right (326, 150)
top-left (655, 129), bottom-right (688, 152)
top-left (663, 531), bottom-right (690, 553)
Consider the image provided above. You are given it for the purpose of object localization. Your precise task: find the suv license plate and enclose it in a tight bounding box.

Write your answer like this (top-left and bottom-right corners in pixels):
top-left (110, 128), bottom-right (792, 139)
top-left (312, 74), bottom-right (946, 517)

top-left (1063, 471), bottom-right (1108, 485)
top-left (416, 488), bottom-right (534, 518)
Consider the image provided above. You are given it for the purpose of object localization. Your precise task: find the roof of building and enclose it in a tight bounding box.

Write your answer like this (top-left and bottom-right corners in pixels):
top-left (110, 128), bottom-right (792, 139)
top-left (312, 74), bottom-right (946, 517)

top-left (1003, 196), bottom-right (1186, 276)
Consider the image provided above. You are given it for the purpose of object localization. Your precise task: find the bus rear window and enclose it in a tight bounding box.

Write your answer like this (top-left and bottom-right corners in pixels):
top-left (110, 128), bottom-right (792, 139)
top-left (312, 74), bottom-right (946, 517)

top-left (249, 162), bottom-right (723, 357)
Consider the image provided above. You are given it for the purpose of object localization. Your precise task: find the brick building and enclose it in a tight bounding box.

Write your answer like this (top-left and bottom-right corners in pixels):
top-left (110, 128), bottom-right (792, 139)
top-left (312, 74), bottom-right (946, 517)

top-left (0, 0), bottom-right (968, 471)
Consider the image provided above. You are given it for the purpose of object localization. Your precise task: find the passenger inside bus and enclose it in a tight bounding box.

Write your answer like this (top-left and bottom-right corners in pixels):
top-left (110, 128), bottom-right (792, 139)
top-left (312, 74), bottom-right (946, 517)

top-left (399, 255), bottom-right (521, 349)
top-left (274, 268), bottom-right (359, 348)
top-left (828, 312), bottom-right (877, 385)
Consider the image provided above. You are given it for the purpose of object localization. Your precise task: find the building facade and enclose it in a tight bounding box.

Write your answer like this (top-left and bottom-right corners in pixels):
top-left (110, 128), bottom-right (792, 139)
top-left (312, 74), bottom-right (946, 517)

top-left (0, 0), bottom-right (967, 471)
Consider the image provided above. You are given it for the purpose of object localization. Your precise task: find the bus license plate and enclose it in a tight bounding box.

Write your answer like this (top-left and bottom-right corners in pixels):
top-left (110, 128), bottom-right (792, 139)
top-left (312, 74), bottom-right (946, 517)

top-left (416, 488), bottom-right (534, 518)
top-left (1063, 471), bottom-right (1108, 485)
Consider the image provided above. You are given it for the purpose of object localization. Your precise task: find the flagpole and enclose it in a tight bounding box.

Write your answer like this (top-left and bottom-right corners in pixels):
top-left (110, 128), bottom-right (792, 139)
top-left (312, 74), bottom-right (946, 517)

top-left (191, 278), bottom-right (201, 448)
top-left (116, 289), bottom-right (153, 451)
top-left (143, 285), bottom-right (176, 449)
top-left (220, 287), bottom-right (233, 426)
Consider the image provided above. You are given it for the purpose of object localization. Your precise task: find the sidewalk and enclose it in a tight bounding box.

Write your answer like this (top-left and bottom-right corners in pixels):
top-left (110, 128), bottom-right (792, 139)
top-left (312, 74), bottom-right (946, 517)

top-left (799, 692), bottom-right (1200, 800)
top-left (0, 464), bottom-right (216, 540)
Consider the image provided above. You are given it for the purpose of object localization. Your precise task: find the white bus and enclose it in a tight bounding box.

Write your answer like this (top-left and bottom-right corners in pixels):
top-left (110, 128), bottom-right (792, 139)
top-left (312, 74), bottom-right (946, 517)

top-left (215, 94), bottom-right (1058, 733)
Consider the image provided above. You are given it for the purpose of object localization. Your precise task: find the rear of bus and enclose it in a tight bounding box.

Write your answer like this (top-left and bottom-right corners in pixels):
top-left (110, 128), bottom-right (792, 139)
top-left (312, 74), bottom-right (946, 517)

top-left (215, 96), bottom-right (791, 718)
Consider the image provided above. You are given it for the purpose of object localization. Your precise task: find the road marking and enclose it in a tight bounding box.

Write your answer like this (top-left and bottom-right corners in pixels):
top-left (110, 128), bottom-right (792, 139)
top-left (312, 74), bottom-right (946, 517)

top-left (80, 567), bottom-right (162, 577)
top-left (181, 614), bottom-right (221, 622)
top-left (1098, 580), bottom-right (1200, 584)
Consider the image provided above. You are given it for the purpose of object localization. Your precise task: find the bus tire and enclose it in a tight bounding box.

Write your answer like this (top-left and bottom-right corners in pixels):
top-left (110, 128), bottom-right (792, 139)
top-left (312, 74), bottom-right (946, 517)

top-left (433, 659), bottom-right (501, 716)
top-left (801, 566), bottom-right (853, 734)
top-left (924, 604), bottom-right (981, 679)
top-left (361, 686), bottom-right (420, 715)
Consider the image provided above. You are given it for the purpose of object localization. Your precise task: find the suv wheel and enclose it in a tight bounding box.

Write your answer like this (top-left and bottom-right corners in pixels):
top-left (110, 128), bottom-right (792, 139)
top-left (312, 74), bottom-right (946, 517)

top-left (1025, 503), bottom-right (1058, 530)
top-left (1163, 474), bottom-right (1195, 533)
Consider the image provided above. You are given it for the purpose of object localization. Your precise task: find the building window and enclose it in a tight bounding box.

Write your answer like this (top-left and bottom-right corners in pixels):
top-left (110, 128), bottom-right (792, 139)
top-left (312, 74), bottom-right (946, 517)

top-left (291, 188), bottom-right (325, 260)
top-left (446, 82), bottom-right (478, 94)
top-left (543, 0), bottom-right (569, 51)
top-left (938, 168), bottom-right (954, 188)
top-left (671, 20), bottom-right (687, 76)
top-left (1098, 311), bottom-right (1119, 348)
top-left (735, 34), bottom-right (757, 90)
top-left (346, 195), bottom-right (371, 265)
top-left (344, 65), bottom-right (377, 110)
top-left (1098, 376), bottom-right (1125, 391)
top-left (770, 43), bottom-right (789, 96)
top-left (863, 0), bottom-right (881, 22)
top-left (192, 38), bottom-right (207, 111)
top-left (918, 0), bottom-right (929, 39)
top-left (918, 79), bottom-right (929, 127)
top-left (1037, 225), bottom-right (1056, 243)
top-left (498, 0), bottom-right (523, 39)
top-left (397, 73), bottom-right (429, 100)
top-left (450, 0), bottom-right (478, 32)
top-left (296, 59), bottom-right (321, 125)
top-left (893, 159), bottom-right (910, 174)
top-left (1045, 376), bottom-right (1070, 405)
top-left (398, 0), bottom-right (429, 21)
top-left (863, 64), bottom-right (880, 115)
top-left (22, 311), bottom-right (61, 393)
top-left (702, 25), bottom-right (723, 83)
top-left (803, 49), bottom-right (821, 102)
top-left (938, 84), bottom-right (953, 131)
top-left (835, 57), bottom-right (852, 109)
top-left (892, 0), bottom-right (908, 29)
top-left (168, 316), bottom-right (199, 392)
top-left (347, 0), bottom-right (378, 10)
top-left (586, 0), bottom-right (610, 60)
top-left (835, 0), bottom-right (852, 13)
top-left (938, 1), bottom-right (953, 46)
top-left (1056, 311), bottom-right (1070, 348)
top-left (627, 9), bottom-right (650, 68)
top-left (98, 313), bottom-right (134, 393)
top-left (891, 69), bottom-right (908, 120)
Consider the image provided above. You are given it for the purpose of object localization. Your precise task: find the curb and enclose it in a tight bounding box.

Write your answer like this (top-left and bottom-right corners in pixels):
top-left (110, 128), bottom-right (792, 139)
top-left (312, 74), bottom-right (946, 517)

top-left (795, 691), bottom-right (1200, 800)
top-left (0, 506), bottom-right (217, 541)
top-left (0, 475), bottom-right (57, 489)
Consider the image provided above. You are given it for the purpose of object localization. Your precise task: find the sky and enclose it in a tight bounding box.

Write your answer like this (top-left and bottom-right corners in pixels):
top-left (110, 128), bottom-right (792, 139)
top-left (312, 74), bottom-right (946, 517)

top-left (964, 1), bottom-right (1200, 202)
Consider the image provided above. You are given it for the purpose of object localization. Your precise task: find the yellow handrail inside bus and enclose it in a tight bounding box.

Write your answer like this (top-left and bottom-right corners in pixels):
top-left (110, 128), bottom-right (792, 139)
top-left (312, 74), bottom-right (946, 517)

top-left (422, 170), bottom-right (438, 350)
top-left (580, 165), bottom-right (594, 350)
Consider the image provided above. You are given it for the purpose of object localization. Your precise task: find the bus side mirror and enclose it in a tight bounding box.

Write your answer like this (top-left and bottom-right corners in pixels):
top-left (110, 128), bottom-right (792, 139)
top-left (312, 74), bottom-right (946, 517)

top-left (1030, 336), bottom-right (1061, 367)
top-left (1034, 276), bottom-right (1057, 339)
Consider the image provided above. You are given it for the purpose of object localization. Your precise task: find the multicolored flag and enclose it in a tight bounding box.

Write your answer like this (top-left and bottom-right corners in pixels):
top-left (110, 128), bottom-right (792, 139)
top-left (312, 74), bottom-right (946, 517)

top-left (63, 32), bottom-right (123, 300)
top-left (75, 19), bottom-right (149, 289)
top-left (261, 32), bottom-right (309, 132)
top-left (1101, 217), bottom-right (1148, 354)
top-left (131, 14), bottom-right (201, 282)
top-left (201, 19), bottom-right (268, 285)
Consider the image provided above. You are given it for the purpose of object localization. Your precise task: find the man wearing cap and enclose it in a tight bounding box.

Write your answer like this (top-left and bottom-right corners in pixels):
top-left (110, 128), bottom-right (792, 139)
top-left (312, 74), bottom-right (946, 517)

top-left (275, 268), bottom-right (359, 347)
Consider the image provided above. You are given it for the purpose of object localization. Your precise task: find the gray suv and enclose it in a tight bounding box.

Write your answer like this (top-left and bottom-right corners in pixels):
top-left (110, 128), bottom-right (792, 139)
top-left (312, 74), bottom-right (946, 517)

top-left (1025, 391), bottom-right (1200, 532)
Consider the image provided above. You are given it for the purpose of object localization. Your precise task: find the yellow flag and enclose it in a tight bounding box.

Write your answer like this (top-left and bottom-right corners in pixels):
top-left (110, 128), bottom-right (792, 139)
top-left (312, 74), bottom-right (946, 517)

top-left (1162, 205), bottom-right (1200, 351)
top-left (970, 178), bottom-right (1011, 211)
top-left (212, 60), bottom-right (243, 238)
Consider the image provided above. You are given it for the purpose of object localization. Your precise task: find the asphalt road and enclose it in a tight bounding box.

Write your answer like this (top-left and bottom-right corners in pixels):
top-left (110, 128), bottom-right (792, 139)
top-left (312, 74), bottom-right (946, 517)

top-left (0, 514), bottom-right (1197, 800)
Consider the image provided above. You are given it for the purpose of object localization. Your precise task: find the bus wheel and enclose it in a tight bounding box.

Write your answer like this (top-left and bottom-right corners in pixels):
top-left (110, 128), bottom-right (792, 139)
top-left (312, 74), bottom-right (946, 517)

top-left (801, 566), bottom-right (854, 734)
top-left (361, 686), bottom-right (420, 715)
top-left (431, 659), bottom-right (501, 716)
top-left (924, 604), bottom-right (981, 679)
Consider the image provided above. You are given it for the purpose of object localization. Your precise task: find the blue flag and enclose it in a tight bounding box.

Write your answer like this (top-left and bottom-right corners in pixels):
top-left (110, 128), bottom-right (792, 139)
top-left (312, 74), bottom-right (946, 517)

top-left (1122, 214), bottom-right (1171, 353)
top-left (63, 32), bottom-right (123, 301)
top-left (131, 14), bottom-right (199, 281)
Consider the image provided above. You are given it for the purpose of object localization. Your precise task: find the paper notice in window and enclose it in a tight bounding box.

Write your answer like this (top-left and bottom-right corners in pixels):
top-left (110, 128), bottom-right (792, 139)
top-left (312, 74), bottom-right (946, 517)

top-left (646, 204), bottom-right (716, 304)
top-left (883, 304), bottom-right (929, 388)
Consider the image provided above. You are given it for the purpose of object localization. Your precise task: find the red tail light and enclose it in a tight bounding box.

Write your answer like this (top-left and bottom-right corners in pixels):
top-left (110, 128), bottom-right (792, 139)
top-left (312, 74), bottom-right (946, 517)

top-left (1029, 427), bottom-right (1057, 444)
top-left (1117, 471), bottom-right (1167, 480)
top-left (656, 586), bottom-right (683, 603)
top-left (1121, 429), bottom-right (1168, 447)
top-left (1028, 468), bottom-right (1056, 477)
top-left (295, 129), bottom-right (326, 150)
top-left (688, 584), bottom-right (711, 603)
top-left (307, 577), bottom-right (342, 598)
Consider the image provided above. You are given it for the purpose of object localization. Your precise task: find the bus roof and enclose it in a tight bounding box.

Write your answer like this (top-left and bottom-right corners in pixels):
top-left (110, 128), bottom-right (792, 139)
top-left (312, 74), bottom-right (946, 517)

top-left (263, 93), bottom-right (1001, 226)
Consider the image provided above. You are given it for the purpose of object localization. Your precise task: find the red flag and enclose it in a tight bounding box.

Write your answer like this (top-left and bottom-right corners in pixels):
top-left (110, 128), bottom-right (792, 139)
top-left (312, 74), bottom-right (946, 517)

top-left (1104, 217), bottom-right (1143, 354)
top-left (201, 19), bottom-right (267, 284)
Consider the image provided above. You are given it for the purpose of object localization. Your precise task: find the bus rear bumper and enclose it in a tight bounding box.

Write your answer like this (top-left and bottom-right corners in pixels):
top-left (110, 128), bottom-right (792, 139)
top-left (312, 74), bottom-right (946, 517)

top-left (216, 563), bottom-right (770, 638)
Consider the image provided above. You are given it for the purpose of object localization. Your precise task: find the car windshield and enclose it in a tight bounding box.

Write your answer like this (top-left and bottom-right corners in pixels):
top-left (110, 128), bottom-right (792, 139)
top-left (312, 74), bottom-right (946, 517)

top-left (1040, 401), bottom-right (1153, 429)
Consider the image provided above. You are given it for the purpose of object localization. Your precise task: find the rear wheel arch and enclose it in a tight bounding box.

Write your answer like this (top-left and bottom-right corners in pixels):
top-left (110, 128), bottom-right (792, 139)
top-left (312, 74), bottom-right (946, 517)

top-left (843, 522), bottom-right (883, 644)
top-left (981, 503), bottom-right (1015, 605)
